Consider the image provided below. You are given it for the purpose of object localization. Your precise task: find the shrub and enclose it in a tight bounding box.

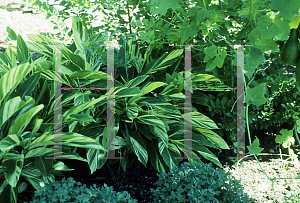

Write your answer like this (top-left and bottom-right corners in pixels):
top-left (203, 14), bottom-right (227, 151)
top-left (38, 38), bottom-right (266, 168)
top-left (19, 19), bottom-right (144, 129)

top-left (26, 177), bottom-right (138, 203)
top-left (150, 161), bottom-right (255, 203)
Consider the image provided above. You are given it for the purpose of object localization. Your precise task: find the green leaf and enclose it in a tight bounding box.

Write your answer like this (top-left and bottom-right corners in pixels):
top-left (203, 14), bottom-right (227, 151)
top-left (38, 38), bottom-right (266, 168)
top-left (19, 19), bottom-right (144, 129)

top-left (34, 156), bottom-right (53, 177)
top-left (0, 96), bottom-right (35, 128)
top-left (275, 129), bottom-right (295, 148)
top-left (16, 35), bottom-right (30, 64)
top-left (115, 87), bottom-right (142, 98)
top-left (245, 83), bottom-right (267, 107)
top-left (0, 63), bottom-right (34, 106)
top-left (244, 47), bottom-right (266, 80)
top-left (60, 46), bottom-right (85, 70)
top-left (72, 17), bottom-right (86, 54)
top-left (194, 145), bottom-right (223, 168)
top-left (195, 128), bottom-right (229, 149)
top-left (247, 137), bottom-right (264, 156)
top-left (63, 96), bottom-right (107, 122)
top-left (5, 26), bottom-right (18, 41)
top-left (136, 115), bottom-right (166, 129)
top-left (141, 82), bottom-right (166, 96)
top-left (257, 15), bottom-right (290, 40)
top-left (126, 103), bottom-right (139, 121)
top-left (178, 23), bottom-right (197, 44)
top-left (0, 134), bottom-right (20, 152)
top-left (127, 130), bottom-right (148, 167)
top-left (124, 75), bottom-right (150, 88)
top-left (271, 0), bottom-right (300, 21)
top-left (140, 49), bottom-right (183, 76)
top-left (15, 72), bottom-right (40, 101)
top-left (69, 114), bottom-right (96, 123)
top-left (8, 104), bottom-right (44, 137)
top-left (184, 111), bottom-right (219, 130)
top-left (29, 132), bottom-right (106, 151)
top-left (2, 152), bottom-right (24, 187)
top-left (149, 0), bottom-right (180, 16)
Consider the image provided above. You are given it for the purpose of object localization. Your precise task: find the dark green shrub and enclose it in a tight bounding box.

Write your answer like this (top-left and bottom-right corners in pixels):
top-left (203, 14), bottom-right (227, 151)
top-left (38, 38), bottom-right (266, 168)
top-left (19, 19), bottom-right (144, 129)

top-left (150, 161), bottom-right (255, 203)
top-left (26, 177), bottom-right (138, 203)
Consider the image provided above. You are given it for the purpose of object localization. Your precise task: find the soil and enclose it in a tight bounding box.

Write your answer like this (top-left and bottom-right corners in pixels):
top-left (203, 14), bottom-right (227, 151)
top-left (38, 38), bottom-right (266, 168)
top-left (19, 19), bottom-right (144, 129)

top-left (2, 3), bottom-right (300, 203)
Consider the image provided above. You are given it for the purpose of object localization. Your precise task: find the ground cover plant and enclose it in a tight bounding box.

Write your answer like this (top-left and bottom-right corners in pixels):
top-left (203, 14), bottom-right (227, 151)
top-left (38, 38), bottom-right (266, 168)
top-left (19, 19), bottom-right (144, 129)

top-left (1, 0), bottom-right (300, 202)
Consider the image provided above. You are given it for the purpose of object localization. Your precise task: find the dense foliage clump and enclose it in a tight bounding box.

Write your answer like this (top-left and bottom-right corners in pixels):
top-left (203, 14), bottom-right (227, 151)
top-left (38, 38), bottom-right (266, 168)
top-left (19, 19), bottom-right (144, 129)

top-left (26, 177), bottom-right (138, 203)
top-left (150, 161), bottom-right (255, 203)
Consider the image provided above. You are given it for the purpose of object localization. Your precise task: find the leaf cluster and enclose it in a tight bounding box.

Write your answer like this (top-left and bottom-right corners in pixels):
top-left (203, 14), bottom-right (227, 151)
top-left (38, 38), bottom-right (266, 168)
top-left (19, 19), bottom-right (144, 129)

top-left (27, 177), bottom-right (138, 203)
top-left (149, 161), bottom-right (255, 203)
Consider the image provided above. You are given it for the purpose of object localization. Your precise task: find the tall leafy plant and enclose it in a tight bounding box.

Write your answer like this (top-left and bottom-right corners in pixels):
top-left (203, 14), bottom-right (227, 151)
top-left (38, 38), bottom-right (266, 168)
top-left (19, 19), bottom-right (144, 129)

top-left (0, 35), bottom-right (110, 203)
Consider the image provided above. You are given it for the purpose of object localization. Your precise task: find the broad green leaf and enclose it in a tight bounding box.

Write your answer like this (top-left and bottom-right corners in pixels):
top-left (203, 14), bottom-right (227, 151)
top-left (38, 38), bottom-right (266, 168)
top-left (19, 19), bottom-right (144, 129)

top-left (60, 44), bottom-right (85, 70)
top-left (183, 111), bottom-right (219, 129)
top-left (178, 23), bottom-right (197, 45)
top-left (115, 87), bottom-right (142, 98)
top-left (15, 72), bottom-right (40, 101)
top-left (4, 46), bottom-right (17, 69)
top-left (257, 15), bottom-right (290, 40)
top-left (25, 41), bottom-right (53, 58)
top-left (173, 140), bottom-right (201, 161)
top-left (271, 0), bottom-right (300, 21)
top-left (247, 137), bottom-right (264, 156)
top-left (289, 13), bottom-right (300, 29)
top-left (146, 140), bottom-right (168, 174)
top-left (139, 49), bottom-right (183, 76)
top-left (52, 161), bottom-right (74, 171)
top-left (244, 46), bottom-right (266, 80)
top-left (69, 70), bottom-right (111, 81)
top-left (29, 132), bottom-right (106, 151)
top-left (0, 96), bottom-right (35, 128)
top-left (126, 103), bottom-right (139, 121)
top-left (16, 35), bottom-right (30, 64)
top-left (136, 114), bottom-right (166, 128)
top-left (159, 84), bottom-right (185, 99)
top-left (74, 91), bottom-right (90, 106)
top-left (0, 63), bottom-right (33, 105)
top-left (72, 17), bottom-right (85, 55)
top-left (245, 83), bottom-right (267, 106)
top-left (149, 125), bottom-right (168, 146)
top-left (63, 95), bottom-right (106, 121)
top-left (149, 0), bottom-right (180, 16)
top-left (69, 114), bottom-right (96, 123)
top-left (2, 152), bottom-right (24, 187)
top-left (0, 134), bottom-right (20, 152)
top-left (141, 82), bottom-right (166, 96)
top-left (6, 26), bottom-right (17, 41)
top-left (24, 147), bottom-right (55, 159)
top-left (87, 143), bottom-right (107, 174)
top-left (297, 119), bottom-right (300, 132)
top-left (34, 156), bottom-right (53, 176)
top-left (159, 140), bottom-right (177, 170)
top-left (193, 144), bottom-right (223, 168)
top-left (124, 75), bottom-right (150, 88)
top-left (275, 129), bottom-right (295, 148)
top-left (20, 166), bottom-right (45, 190)
top-left (195, 128), bottom-right (229, 149)
top-left (127, 130), bottom-right (148, 167)
top-left (8, 104), bottom-right (44, 137)
top-left (136, 97), bottom-right (181, 115)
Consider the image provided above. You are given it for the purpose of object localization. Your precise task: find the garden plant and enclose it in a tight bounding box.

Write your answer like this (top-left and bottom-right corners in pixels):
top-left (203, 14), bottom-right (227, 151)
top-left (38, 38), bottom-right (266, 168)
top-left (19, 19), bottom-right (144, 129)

top-left (0, 0), bottom-right (300, 202)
